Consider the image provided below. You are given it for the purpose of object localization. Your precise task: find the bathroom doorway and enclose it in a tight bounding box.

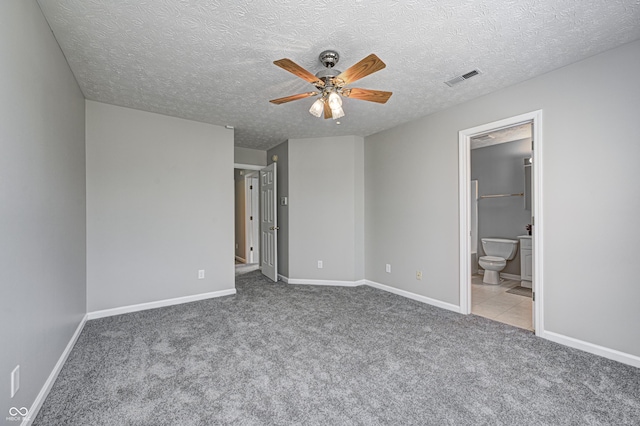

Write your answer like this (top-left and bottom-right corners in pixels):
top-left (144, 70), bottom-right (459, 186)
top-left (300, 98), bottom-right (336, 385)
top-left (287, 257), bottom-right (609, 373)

top-left (458, 111), bottom-right (543, 334)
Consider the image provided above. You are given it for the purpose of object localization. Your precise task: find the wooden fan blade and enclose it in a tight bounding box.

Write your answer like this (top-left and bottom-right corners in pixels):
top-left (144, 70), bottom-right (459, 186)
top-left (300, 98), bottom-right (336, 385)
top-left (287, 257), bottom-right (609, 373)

top-left (269, 91), bottom-right (318, 105)
top-left (273, 58), bottom-right (324, 87)
top-left (342, 88), bottom-right (392, 104)
top-left (323, 100), bottom-right (333, 119)
top-left (334, 54), bottom-right (386, 86)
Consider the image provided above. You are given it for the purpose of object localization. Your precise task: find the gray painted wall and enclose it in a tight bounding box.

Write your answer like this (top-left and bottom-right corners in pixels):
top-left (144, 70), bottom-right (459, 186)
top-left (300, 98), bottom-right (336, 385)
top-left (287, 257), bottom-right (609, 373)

top-left (354, 137), bottom-right (365, 281)
top-left (472, 138), bottom-right (532, 275)
top-left (267, 141), bottom-right (289, 277)
top-left (86, 101), bottom-right (234, 312)
top-left (365, 40), bottom-right (640, 357)
top-left (1, 0), bottom-right (86, 415)
top-left (235, 147), bottom-right (267, 166)
top-left (288, 136), bottom-right (365, 282)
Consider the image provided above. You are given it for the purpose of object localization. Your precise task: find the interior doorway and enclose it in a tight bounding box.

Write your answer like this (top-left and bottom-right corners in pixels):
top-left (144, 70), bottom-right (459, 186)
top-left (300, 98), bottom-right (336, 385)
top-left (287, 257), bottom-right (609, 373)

top-left (458, 110), bottom-right (544, 335)
top-left (234, 164), bottom-right (263, 276)
top-left (470, 123), bottom-right (533, 330)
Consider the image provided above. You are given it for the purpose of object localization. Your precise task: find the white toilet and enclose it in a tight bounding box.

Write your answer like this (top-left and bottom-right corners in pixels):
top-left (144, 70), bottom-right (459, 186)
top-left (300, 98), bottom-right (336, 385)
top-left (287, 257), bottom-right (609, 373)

top-left (479, 238), bottom-right (519, 284)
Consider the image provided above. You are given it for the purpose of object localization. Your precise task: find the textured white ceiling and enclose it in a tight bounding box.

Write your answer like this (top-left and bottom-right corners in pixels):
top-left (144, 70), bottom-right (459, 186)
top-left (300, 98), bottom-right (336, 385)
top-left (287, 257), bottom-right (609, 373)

top-left (37, 0), bottom-right (640, 150)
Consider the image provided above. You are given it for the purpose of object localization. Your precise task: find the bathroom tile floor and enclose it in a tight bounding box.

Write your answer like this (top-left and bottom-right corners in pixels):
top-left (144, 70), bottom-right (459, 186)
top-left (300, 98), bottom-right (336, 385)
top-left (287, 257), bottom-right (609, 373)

top-left (471, 274), bottom-right (533, 331)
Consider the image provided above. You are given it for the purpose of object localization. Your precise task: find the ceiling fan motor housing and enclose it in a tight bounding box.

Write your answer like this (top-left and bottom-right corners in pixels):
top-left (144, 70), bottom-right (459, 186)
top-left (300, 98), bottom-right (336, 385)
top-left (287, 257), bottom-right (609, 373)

top-left (315, 67), bottom-right (341, 87)
top-left (319, 50), bottom-right (339, 68)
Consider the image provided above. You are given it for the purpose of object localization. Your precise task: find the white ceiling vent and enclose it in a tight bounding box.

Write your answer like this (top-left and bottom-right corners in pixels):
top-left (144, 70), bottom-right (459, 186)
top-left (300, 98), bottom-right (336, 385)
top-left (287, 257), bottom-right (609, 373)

top-left (445, 69), bottom-right (482, 87)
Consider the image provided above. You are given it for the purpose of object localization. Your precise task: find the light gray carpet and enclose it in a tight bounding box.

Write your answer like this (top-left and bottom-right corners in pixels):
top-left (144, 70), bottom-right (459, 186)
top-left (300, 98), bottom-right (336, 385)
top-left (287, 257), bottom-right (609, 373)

top-left (34, 270), bottom-right (640, 425)
top-left (506, 286), bottom-right (533, 297)
top-left (235, 263), bottom-right (260, 276)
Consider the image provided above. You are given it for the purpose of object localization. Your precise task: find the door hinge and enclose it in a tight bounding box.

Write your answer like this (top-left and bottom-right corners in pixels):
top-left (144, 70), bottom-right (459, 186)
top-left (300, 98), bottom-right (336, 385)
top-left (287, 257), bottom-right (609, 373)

top-left (250, 185), bottom-right (253, 190)
top-left (531, 140), bottom-right (534, 150)
top-left (250, 247), bottom-right (253, 251)
top-left (250, 216), bottom-right (253, 221)
top-left (532, 292), bottom-right (535, 302)
top-left (532, 216), bottom-right (535, 226)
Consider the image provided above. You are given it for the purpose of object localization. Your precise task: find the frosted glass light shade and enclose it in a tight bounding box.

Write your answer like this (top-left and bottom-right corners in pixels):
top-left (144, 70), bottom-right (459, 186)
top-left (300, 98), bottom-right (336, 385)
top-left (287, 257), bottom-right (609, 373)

top-left (328, 91), bottom-right (342, 109)
top-left (331, 105), bottom-right (345, 119)
top-left (309, 98), bottom-right (324, 117)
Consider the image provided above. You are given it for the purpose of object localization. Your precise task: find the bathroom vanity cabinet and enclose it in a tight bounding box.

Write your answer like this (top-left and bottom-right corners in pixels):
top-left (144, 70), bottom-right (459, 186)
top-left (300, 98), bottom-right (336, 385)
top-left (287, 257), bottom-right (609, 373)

top-left (519, 235), bottom-right (532, 288)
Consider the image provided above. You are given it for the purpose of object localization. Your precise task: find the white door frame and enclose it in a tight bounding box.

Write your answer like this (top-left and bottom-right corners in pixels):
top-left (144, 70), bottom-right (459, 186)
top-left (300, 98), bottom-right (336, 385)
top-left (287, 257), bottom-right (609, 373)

top-left (458, 110), bottom-right (544, 335)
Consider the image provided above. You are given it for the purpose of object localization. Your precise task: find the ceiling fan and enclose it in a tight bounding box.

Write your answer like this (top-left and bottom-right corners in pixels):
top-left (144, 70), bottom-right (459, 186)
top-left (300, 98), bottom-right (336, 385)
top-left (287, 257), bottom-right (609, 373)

top-left (269, 50), bottom-right (392, 120)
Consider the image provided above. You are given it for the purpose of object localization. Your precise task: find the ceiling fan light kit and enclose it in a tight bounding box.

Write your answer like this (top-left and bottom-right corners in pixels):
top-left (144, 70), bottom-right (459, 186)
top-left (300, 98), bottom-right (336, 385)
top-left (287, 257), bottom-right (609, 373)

top-left (328, 91), bottom-right (342, 109)
top-left (331, 104), bottom-right (345, 119)
top-left (308, 98), bottom-right (324, 117)
top-left (270, 50), bottom-right (392, 120)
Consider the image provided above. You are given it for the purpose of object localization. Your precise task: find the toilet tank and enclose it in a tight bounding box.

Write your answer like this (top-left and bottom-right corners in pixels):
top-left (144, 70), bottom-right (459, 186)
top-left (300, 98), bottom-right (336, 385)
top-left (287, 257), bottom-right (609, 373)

top-left (481, 238), bottom-right (519, 260)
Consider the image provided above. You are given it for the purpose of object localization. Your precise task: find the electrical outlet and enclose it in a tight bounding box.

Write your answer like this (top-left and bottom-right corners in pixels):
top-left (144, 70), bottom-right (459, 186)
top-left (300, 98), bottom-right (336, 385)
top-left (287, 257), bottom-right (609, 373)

top-left (198, 270), bottom-right (205, 279)
top-left (11, 365), bottom-right (19, 398)
top-left (317, 260), bottom-right (323, 269)
top-left (385, 264), bottom-right (391, 273)
top-left (416, 271), bottom-right (423, 280)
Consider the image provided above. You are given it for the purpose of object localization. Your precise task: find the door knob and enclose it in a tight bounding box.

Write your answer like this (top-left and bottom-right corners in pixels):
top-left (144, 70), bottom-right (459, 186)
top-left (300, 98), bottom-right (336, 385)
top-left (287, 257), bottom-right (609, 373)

top-left (269, 226), bottom-right (280, 231)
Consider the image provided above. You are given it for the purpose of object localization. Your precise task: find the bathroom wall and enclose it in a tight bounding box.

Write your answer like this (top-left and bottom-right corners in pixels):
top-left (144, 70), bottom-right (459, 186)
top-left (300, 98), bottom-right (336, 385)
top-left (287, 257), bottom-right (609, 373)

top-left (471, 138), bottom-right (532, 276)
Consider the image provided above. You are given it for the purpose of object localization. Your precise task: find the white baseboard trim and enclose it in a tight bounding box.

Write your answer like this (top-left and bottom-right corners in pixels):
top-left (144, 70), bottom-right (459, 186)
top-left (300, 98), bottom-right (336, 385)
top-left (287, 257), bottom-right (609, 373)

top-left (279, 274), bottom-right (365, 287)
top-left (235, 256), bottom-right (246, 263)
top-left (24, 314), bottom-right (88, 426)
top-left (500, 273), bottom-right (521, 281)
top-left (87, 289), bottom-right (237, 320)
top-left (364, 280), bottom-right (462, 314)
top-left (278, 275), bottom-right (461, 313)
top-left (541, 330), bottom-right (640, 368)
top-left (478, 270), bottom-right (521, 281)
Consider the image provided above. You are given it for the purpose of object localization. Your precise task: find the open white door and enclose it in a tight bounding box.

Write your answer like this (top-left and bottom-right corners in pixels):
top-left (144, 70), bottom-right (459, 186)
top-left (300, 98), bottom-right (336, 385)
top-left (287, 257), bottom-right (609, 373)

top-left (260, 163), bottom-right (278, 282)
top-left (245, 173), bottom-right (260, 264)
